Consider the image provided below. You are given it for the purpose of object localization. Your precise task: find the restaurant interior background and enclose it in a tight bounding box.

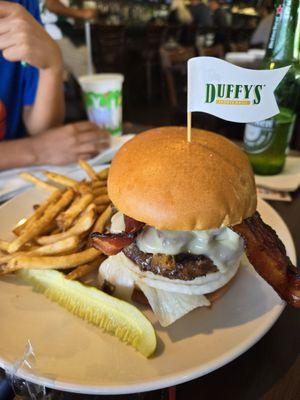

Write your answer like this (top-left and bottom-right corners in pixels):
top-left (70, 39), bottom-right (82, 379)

top-left (59, 0), bottom-right (299, 150)
top-left (0, 1), bottom-right (299, 399)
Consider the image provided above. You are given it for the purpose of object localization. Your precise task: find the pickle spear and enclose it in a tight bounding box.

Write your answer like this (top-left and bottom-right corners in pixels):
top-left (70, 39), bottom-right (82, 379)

top-left (17, 269), bottom-right (156, 357)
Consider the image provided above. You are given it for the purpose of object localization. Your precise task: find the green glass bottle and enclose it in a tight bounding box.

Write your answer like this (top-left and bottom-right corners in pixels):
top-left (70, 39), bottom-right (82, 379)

top-left (244, 0), bottom-right (300, 175)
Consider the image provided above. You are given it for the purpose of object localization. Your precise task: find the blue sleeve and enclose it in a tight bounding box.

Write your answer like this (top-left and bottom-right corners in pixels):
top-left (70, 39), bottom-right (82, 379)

top-left (22, 0), bottom-right (42, 24)
top-left (22, 66), bottom-right (39, 106)
top-left (22, 0), bottom-right (42, 106)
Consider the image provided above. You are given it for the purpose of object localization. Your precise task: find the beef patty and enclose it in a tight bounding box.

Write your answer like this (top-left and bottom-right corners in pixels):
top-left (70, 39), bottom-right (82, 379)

top-left (123, 242), bottom-right (218, 281)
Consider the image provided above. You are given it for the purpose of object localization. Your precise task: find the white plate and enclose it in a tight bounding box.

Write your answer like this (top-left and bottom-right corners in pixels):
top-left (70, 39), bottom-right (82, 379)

top-left (0, 194), bottom-right (295, 395)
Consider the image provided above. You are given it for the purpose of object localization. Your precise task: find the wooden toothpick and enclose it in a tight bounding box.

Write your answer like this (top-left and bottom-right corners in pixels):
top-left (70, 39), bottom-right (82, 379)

top-left (187, 112), bottom-right (192, 142)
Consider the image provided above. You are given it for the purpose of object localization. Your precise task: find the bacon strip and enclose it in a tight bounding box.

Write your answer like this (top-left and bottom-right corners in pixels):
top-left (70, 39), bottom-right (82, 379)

top-left (90, 215), bottom-right (145, 256)
top-left (231, 212), bottom-right (300, 308)
top-left (90, 232), bottom-right (137, 255)
top-left (124, 215), bottom-right (145, 233)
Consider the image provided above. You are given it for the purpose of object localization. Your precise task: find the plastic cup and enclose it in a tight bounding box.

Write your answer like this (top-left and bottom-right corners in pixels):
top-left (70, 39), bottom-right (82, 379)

top-left (79, 74), bottom-right (124, 136)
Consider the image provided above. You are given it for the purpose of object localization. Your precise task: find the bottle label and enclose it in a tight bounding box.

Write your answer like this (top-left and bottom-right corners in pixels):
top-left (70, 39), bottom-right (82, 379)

top-left (268, 0), bottom-right (294, 52)
top-left (244, 120), bottom-right (276, 154)
top-left (268, 2), bottom-right (284, 50)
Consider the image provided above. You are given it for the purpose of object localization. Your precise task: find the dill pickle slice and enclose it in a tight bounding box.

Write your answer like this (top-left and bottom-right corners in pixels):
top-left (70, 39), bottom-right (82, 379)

top-left (18, 269), bottom-right (156, 357)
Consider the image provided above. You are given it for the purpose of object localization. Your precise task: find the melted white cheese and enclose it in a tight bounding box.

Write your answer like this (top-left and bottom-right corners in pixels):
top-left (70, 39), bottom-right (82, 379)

top-left (110, 212), bottom-right (244, 273)
top-left (110, 211), bottom-right (125, 233)
top-left (137, 226), bottom-right (244, 273)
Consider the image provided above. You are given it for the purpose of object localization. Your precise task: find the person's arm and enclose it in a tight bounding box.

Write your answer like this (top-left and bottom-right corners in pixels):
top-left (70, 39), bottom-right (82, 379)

top-left (0, 2), bottom-right (64, 135)
top-left (0, 138), bottom-right (37, 170)
top-left (0, 122), bottom-right (110, 171)
top-left (45, 0), bottom-right (97, 20)
top-left (22, 65), bottom-right (64, 136)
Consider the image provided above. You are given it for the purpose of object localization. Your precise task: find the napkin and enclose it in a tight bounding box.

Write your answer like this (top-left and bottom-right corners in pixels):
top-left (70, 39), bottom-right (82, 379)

top-left (255, 156), bottom-right (300, 192)
top-left (0, 134), bottom-right (135, 202)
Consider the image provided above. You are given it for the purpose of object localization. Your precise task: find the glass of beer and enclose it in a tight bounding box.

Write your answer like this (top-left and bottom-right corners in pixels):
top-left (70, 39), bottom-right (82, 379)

top-left (244, 107), bottom-right (295, 175)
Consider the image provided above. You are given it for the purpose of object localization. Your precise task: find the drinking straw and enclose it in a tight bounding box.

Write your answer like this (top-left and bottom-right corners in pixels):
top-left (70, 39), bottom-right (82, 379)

top-left (85, 21), bottom-right (94, 75)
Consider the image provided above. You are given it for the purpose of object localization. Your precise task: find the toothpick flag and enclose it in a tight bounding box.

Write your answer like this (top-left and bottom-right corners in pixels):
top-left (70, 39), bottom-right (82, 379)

top-left (187, 57), bottom-right (289, 123)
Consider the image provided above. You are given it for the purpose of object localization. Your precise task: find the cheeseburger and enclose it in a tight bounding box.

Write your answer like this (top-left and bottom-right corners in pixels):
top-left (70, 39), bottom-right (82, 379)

top-left (91, 127), bottom-right (300, 326)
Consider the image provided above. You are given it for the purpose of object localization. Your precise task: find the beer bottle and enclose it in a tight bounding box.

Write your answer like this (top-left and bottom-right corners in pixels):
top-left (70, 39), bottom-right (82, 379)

top-left (244, 0), bottom-right (300, 175)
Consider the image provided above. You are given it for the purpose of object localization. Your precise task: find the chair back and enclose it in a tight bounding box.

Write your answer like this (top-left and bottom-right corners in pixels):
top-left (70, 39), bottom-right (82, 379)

top-left (195, 27), bottom-right (225, 58)
top-left (146, 24), bottom-right (167, 49)
top-left (160, 46), bottom-right (196, 109)
top-left (91, 24), bottom-right (125, 72)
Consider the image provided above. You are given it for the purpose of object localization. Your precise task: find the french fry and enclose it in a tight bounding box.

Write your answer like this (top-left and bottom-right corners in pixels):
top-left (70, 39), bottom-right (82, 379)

top-left (19, 172), bottom-right (57, 192)
top-left (57, 193), bottom-right (93, 230)
top-left (93, 205), bottom-right (112, 233)
top-left (75, 181), bottom-right (93, 195)
top-left (93, 187), bottom-right (107, 197)
top-left (0, 243), bottom-right (41, 264)
top-left (94, 194), bottom-right (110, 206)
top-left (43, 171), bottom-right (77, 188)
top-left (91, 180), bottom-right (107, 189)
top-left (12, 218), bottom-right (28, 236)
top-left (0, 239), bottom-right (9, 252)
top-left (0, 264), bottom-right (8, 275)
top-left (13, 190), bottom-right (62, 236)
top-left (40, 221), bottom-right (58, 236)
top-left (0, 169), bottom-right (112, 279)
top-left (78, 159), bottom-right (98, 180)
top-left (96, 205), bottom-right (108, 214)
top-left (56, 196), bottom-right (81, 228)
top-left (66, 256), bottom-right (105, 280)
top-left (37, 204), bottom-right (96, 245)
top-left (31, 236), bottom-right (80, 256)
top-left (0, 253), bottom-right (16, 263)
top-left (8, 189), bottom-right (74, 254)
top-left (4, 248), bottom-right (101, 273)
top-left (0, 236), bottom-right (79, 264)
top-left (51, 228), bottom-right (61, 235)
top-left (97, 168), bottom-right (109, 180)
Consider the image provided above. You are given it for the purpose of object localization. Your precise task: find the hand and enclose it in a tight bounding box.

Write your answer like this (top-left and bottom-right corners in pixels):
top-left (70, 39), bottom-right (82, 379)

top-left (79, 8), bottom-right (98, 20)
top-left (0, 1), bottom-right (62, 71)
top-left (32, 122), bottom-right (110, 166)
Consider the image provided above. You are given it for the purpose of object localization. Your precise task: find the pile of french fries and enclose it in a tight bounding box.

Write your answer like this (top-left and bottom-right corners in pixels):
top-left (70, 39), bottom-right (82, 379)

top-left (0, 161), bottom-right (113, 280)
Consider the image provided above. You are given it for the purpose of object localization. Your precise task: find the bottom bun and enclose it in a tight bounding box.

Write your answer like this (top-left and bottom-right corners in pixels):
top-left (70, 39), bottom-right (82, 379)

top-left (206, 272), bottom-right (237, 303)
top-left (132, 271), bottom-right (238, 307)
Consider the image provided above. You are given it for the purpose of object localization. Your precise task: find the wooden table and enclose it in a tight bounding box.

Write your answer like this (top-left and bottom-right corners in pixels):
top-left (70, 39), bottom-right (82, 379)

top-left (0, 165), bottom-right (299, 400)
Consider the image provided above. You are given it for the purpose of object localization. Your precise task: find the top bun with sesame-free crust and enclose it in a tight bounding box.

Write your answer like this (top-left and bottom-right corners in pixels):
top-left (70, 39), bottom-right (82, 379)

top-left (108, 126), bottom-right (257, 231)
